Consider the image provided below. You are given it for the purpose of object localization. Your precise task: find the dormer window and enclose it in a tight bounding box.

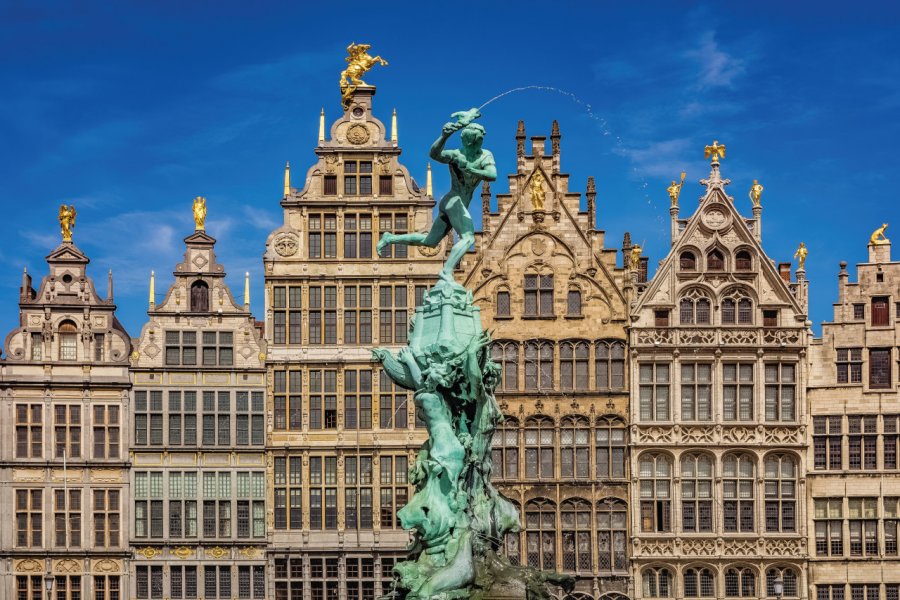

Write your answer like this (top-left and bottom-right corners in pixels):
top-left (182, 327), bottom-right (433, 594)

top-left (190, 281), bottom-right (209, 312)
top-left (59, 320), bottom-right (77, 361)
top-left (680, 251), bottom-right (697, 271)
top-left (707, 250), bottom-right (725, 271)
top-left (736, 251), bottom-right (752, 271)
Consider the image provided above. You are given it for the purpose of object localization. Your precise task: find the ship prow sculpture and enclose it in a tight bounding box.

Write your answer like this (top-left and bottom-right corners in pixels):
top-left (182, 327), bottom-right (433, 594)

top-left (375, 107), bottom-right (574, 600)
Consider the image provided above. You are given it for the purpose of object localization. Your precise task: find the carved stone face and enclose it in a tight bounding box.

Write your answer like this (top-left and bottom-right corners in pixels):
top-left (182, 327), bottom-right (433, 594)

top-left (273, 234), bottom-right (298, 257)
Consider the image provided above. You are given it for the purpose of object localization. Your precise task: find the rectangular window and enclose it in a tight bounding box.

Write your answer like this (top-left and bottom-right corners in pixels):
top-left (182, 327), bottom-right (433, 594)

top-left (30, 332), bottom-right (42, 360)
top-left (15, 403), bottom-right (42, 458)
top-left (639, 363), bottom-right (670, 421)
top-left (848, 498), bottom-right (879, 556)
top-left (92, 405), bottom-right (120, 459)
top-left (723, 363), bottom-right (753, 421)
top-left (885, 415), bottom-right (900, 470)
top-left (344, 369), bottom-right (373, 430)
top-left (379, 371), bottom-right (409, 429)
top-left (323, 175), bottom-right (337, 195)
top-left (765, 363), bottom-right (796, 421)
top-left (54, 404), bottom-right (82, 457)
top-left (853, 303), bottom-right (865, 320)
top-left (15, 489), bottom-right (42, 547)
top-left (379, 175), bottom-right (392, 195)
top-left (136, 565), bottom-right (163, 599)
top-left (308, 370), bottom-right (337, 430)
top-left (813, 416), bottom-right (843, 470)
top-left (379, 285), bottom-right (408, 344)
top-left (763, 310), bottom-right (778, 327)
top-left (273, 456), bottom-right (303, 530)
top-left (680, 363), bottom-right (712, 421)
top-left (885, 497), bottom-right (899, 556)
top-left (870, 348), bottom-right (892, 389)
top-left (814, 498), bottom-right (844, 556)
top-left (378, 213), bottom-right (408, 258)
top-left (94, 576), bottom-right (121, 600)
top-left (837, 348), bottom-right (864, 383)
top-left (202, 391), bottom-right (231, 446)
top-left (167, 472), bottom-right (198, 538)
top-left (848, 416), bottom-right (878, 470)
top-left (344, 285), bottom-right (373, 344)
top-left (344, 213), bottom-right (373, 259)
top-left (272, 286), bottom-right (302, 345)
top-left (872, 296), bottom-right (890, 326)
top-left (53, 488), bottom-right (81, 547)
top-left (308, 286), bottom-right (337, 344)
top-left (344, 455), bottom-right (374, 530)
top-left (235, 391), bottom-right (265, 445)
top-left (379, 455), bottom-right (409, 529)
top-left (171, 566), bottom-right (198, 599)
top-left (94, 332), bottom-right (105, 361)
top-left (654, 310), bottom-right (669, 327)
top-left (164, 330), bottom-right (197, 365)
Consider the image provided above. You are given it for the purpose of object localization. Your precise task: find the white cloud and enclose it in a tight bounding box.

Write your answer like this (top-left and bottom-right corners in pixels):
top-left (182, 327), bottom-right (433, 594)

top-left (242, 206), bottom-right (280, 231)
top-left (685, 30), bottom-right (745, 89)
top-left (616, 138), bottom-right (707, 179)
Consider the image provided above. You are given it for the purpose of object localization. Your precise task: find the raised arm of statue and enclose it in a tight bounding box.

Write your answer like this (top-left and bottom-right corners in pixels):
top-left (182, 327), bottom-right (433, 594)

top-left (429, 122), bottom-right (461, 164)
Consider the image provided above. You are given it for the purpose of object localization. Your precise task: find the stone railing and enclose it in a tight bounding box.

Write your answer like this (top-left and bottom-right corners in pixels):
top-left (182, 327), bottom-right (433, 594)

top-left (632, 536), bottom-right (806, 558)
top-left (631, 423), bottom-right (806, 446)
top-left (634, 327), bottom-right (804, 348)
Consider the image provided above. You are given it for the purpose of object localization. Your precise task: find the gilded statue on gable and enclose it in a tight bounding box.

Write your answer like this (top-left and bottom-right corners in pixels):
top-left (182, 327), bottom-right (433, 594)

top-left (704, 140), bottom-right (726, 163)
top-left (340, 42), bottom-right (388, 108)
top-left (530, 170), bottom-right (546, 211)
top-left (749, 179), bottom-right (764, 207)
top-left (630, 244), bottom-right (643, 271)
top-left (871, 223), bottom-right (890, 245)
top-left (192, 196), bottom-right (207, 231)
top-left (667, 172), bottom-right (686, 206)
top-left (58, 204), bottom-right (76, 242)
top-left (794, 242), bottom-right (808, 270)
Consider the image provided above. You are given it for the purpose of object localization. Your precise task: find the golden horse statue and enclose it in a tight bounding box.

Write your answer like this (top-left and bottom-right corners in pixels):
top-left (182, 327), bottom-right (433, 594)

top-left (340, 43), bottom-right (388, 108)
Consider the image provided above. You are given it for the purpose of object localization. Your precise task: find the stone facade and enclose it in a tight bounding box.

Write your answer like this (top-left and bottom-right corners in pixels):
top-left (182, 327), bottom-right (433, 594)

top-left (806, 241), bottom-right (900, 600)
top-left (458, 120), bottom-right (630, 599)
top-left (262, 84), bottom-right (441, 598)
top-left (0, 238), bottom-right (132, 599)
top-left (129, 227), bottom-right (267, 599)
top-left (628, 158), bottom-right (811, 600)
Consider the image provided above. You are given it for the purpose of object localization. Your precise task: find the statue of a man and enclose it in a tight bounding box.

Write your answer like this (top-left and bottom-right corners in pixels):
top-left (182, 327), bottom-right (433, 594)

top-left (193, 196), bottom-right (207, 231)
top-left (629, 244), bottom-right (642, 272)
top-left (58, 204), bottom-right (76, 242)
top-left (794, 242), bottom-right (808, 270)
top-left (749, 179), bottom-right (764, 207)
top-left (377, 109), bottom-right (497, 282)
top-left (530, 170), bottom-right (546, 211)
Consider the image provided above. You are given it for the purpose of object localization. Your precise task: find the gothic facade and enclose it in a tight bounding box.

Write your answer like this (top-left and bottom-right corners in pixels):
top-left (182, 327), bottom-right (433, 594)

top-left (0, 237), bottom-right (132, 599)
top-left (262, 85), bottom-right (440, 599)
top-left (807, 240), bottom-right (899, 600)
top-left (458, 121), bottom-right (631, 599)
top-left (628, 157), bottom-right (810, 600)
top-left (128, 225), bottom-right (268, 600)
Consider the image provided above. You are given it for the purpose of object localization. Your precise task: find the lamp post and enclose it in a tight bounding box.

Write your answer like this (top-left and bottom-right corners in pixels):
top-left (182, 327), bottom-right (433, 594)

top-left (773, 575), bottom-right (784, 600)
top-left (43, 573), bottom-right (54, 600)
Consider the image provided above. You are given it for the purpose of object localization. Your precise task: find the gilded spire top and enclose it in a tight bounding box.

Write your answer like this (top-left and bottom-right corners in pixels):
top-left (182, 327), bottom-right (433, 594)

top-left (339, 42), bottom-right (388, 109)
top-left (704, 140), bottom-right (726, 164)
top-left (58, 204), bottom-right (76, 243)
top-left (192, 196), bottom-right (207, 231)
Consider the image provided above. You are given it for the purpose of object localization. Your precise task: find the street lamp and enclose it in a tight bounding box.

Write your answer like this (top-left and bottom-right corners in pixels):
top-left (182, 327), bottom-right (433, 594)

top-left (773, 575), bottom-right (784, 600)
top-left (43, 573), bottom-right (54, 600)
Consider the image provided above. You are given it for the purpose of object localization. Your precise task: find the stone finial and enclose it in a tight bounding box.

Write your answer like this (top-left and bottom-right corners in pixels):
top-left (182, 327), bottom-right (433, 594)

top-left (244, 272), bottom-right (250, 307)
top-left (481, 182), bottom-right (492, 234)
top-left (149, 271), bottom-right (155, 308)
top-left (515, 120), bottom-right (526, 158)
top-left (318, 108), bottom-right (326, 144)
top-left (108, 269), bottom-right (114, 301)
top-left (586, 176), bottom-right (596, 223)
top-left (391, 108), bottom-right (398, 143)
top-left (426, 163), bottom-right (433, 197)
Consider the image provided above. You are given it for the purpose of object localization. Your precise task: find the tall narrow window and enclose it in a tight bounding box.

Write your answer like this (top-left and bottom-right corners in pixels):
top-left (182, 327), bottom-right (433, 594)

top-left (323, 175), bottom-right (337, 195)
top-left (344, 369), bottom-right (373, 430)
top-left (765, 363), bottom-right (796, 421)
top-left (885, 497), bottom-right (899, 556)
top-left (596, 416), bottom-right (627, 480)
top-left (885, 415), bottom-right (900, 470)
top-left (524, 417), bottom-right (555, 480)
top-left (559, 341), bottom-right (589, 391)
top-left (642, 567), bottom-right (672, 598)
top-left (190, 281), bottom-right (209, 312)
top-left (15, 489), bottom-right (42, 547)
top-left (53, 489), bottom-right (81, 547)
top-left (735, 250), bottom-right (752, 270)
top-left (681, 454), bottom-right (713, 532)
top-left (94, 332), bottom-right (105, 361)
top-left (848, 498), bottom-right (879, 556)
top-left (59, 320), bottom-right (77, 361)
top-left (765, 454), bottom-right (797, 532)
top-left (814, 498), bottom-right (843, 556)
top-left (344, 454), bottom-right (374, 530)
top-left (872, 296), bottom-right (890, 326)
top-left (344, 285), bottom-right (373, 344)
top-left (723, 363), bottom-right (753, 422)
top-left (596, 498), bottom-right (627, 572)
top-left (92, 405), bottom-right (120, 459)
top-left (492, 417), bottom-right (519, 480)
top-left (848, 416), bottom-right (877, 470)
top-left (560, 499), bottom-right (592, 572)
top-left (869, 348), bottom-right (892, 389)
top-left (639, 454), bottom-right (672, 532)
top-left (379, 370), bottom-right (409, 429)
top-left (492, 342), bottom-right (518, 391)
top-left (30, 332), bottom-right (42, 360)
top-left (343, 213), bottom-right (373, 259)
top-left (308, 286), bottom-right (337, 344)
top-left (567, 289), bottom-right (582, 316)
top-left (54, 404), bottom-right (82, 458)
top-left (639, 363), bottom-right (671, 421)
top-left (525, 499), bottom-right (557, 571)
top-left (524, 341), bottom-right (554, 390)
top-left (559, 416), bottom-right (590, 479)
top-left (378, 213), bottom-right (408, 258)
top-left (681, 363), bottom-right (712, 421)
top-left (15, 403), bottom-right (42, 459)
top-left (723, 454), bottom-right (755, 532)
top-left (524, 274), bottom-right (554, 316)
top-left (167, 472), bottom-right (197, 539)
top-left (813, 416), bottom-right (843, 470)
top-left (379, 455), bottom-right (409, 529)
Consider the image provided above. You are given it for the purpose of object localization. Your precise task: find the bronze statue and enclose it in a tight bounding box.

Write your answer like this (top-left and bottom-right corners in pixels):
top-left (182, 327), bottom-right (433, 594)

top-left (340, 42), bottom-right (388, 108)
top-left (58, 204), bottom-right (76, 243)
top-left (530, 170), bottom-right (546, 210)
top-left (794, 242), bottom-right (808, 270)
top-left (192, 196), bottom-right (207, 231)
top-left (749, 179), bottom-right (764, 207)
top-left (871, 223), bottom-right (890, 245)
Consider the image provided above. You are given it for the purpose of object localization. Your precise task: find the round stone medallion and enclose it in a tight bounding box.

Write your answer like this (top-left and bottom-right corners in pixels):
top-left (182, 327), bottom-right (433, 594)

top-left (346, 124), bottom-right (370, 145)
top-left (701, 208), bottom-right (728, 230)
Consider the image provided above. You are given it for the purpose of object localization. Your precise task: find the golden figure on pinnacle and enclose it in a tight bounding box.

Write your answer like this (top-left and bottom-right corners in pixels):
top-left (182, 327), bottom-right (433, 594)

top-left (58, 204), bottom-right (76, 243)
top-left (667, 172), bottom-right (686, 206)
top-left (794, 242), bottom-right (808, 270)
top-left (704, 140), bottom-right (726, 163)
top-left (870, 223), bottom-right (890, 245)
top-left (340, 42), bottom-right (388, 109)
top-left (192, 196), bottom-right (207, 231)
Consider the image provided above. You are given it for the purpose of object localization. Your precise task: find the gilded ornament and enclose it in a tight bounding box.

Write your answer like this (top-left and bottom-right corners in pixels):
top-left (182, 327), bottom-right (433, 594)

top-left (530, 170), bottom-right (546, 211)
top-left (58, 204), bottom-right (76, 242)
top-left (667, 172), bottom-right (686, 206)
top-left (240, 547), bottom-right (259, 559)
top-left (339, 42), bottom-right (388, 109)
top-left (192, 196), bottom-right (207, 230)
top-left (206, 546), bottom-right (229, 559)
top-left (794, 242), bottom-right (808, 270)
top-left (870, 222), bottom-right (890, 245)
top-left (173, 546), bottom-right (194, 559)
top-left (346, 123), bottom-right (370, 145)
top-left (137, 546), bottom-right (161, 559)
top-left (749, 179), bottom-right (764, 207)
top-left (417, 243), bottom-right (441, 257)
top-left (629, 244), bottom-right (642, 271)
top-left (703, 140), bottom-right (726, 163)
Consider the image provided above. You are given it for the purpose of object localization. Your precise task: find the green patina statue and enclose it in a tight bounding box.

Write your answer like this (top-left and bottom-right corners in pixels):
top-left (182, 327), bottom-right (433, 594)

top-left (374, 111), bottom-right (574, 600)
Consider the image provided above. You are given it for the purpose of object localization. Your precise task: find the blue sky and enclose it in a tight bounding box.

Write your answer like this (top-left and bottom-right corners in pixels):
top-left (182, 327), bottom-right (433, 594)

top-left (1, 2), bottom-right (898, 338)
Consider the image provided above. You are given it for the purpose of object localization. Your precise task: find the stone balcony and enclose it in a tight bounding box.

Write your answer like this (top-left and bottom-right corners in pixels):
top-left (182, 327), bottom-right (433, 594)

top-left (633, 327), bottom-right (805, 348)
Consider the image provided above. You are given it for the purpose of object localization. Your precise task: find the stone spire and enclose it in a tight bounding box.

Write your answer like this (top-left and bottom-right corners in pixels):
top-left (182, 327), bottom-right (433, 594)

top-left (551, 119), bottom-right (561, 173)
top-left (481, 181), bottom-right (492, 236)
top-left (515, 120), bottom-right (526, 160)
top-left (318, 108), bottom-right (326, 144)
top-left (391, 108), bottom-right (398, 144)
top-left (426, 163), bottom-right (433, 197)
top-left (586, 176), bottom-right (596, 226)
top-left (149, 270), bottom-right (155, 309)
top-left (244, 272), bottom-right (250, 308)
top-left (107, 269), bottom-right (114, 301)
top-left (283, 162), bottom-right (291, 197)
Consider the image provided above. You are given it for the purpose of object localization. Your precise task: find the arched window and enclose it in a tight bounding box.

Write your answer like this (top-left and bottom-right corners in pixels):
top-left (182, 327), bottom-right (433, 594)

top-left (722, 289), bottom-right (753, 325)
top-left (639, 454), bottom-right (672, 532)
top-left (738, 298), bottom-right (752, 324)
top-left (684, 567), bottom-right (715, 598)
top-left (503, 500), bottom-right (521, 565)
top-left (682, 454), bottom-right (714, 532)
top-left (643, 567), bottom-right (673, 598)
top-left (767, 567), bottom-right (798, 598)
top-left (524, 273), bottom-right (553, 317)
top-left (496, 289), bottom-right (511, 317)
top-left (736, 250), bottom-right (752, 271)
top-left (190, 281), bottom-right (209, 312)
top-left (723, 454), bottom-right (755, 532)
top-left (680, 298), bottom-right (695, 325)
top-left (765, 454), bottom-right (797, 532)
top-left (525, 341), bottom-right (554, 390)
top-left (597, 498), bottom-right (627, 573)
top-left (491, 342), bottom-right (518, 391)
top-left (567, 288), bottom-right (582, 317)
top-left (680, 289), bottom-right (712, 325)
top-left (596, 340), bottom-right (625, 390)
top-left (707, 249), bottom-right (725, 271)
top-left (561, 498), bottom-right (592, 572)
top-left (725, 567), bottom-right (756, 598)
top-left (680, 251), bottom-right (697, 271)
top-left (525, 417), bottom-right (554, 480)
top-left (525, 499), bottom-right (556, 571)
top-left (58, 320), bottom-right (78, 361)
top-left (491, 416), bottom-right (519, 481)
top-left (560, 341), bottom-right (589, 391)
top-left (560, 416), bottom-right (590, 479)
top-left (596, 416), bottom-right (627, 479)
